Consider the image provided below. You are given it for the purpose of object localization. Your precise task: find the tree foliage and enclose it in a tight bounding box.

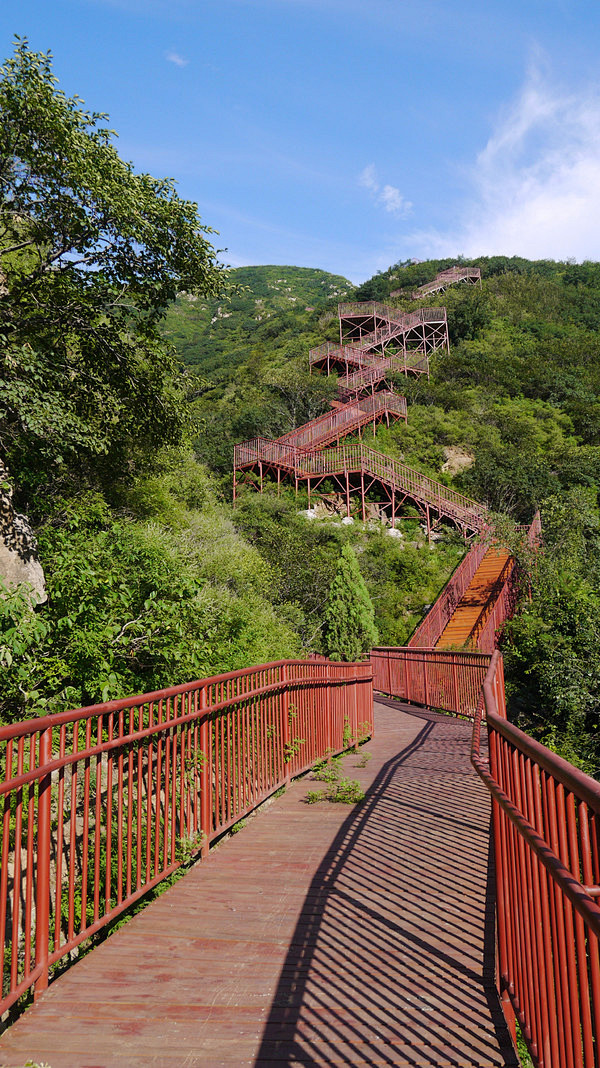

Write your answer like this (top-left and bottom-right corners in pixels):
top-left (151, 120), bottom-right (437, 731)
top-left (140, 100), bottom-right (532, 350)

top-left (0, 39), bottom-right (227, 503)
top-left (502, 489), bottom-right (600, 771)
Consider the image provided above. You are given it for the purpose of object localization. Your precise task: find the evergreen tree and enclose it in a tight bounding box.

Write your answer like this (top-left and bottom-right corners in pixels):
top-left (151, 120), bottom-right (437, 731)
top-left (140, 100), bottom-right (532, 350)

top-left (323, 543), bottom-right (378, 661)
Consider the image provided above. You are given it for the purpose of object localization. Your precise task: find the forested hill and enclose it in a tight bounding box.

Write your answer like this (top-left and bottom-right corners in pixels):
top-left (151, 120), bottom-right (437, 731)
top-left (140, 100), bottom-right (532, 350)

top-left (3, 43), bottom-right (599, 775)
top-left (166, 254), bottom-right (600, 518)
top-left (162, 265), bottom-right (353, 380)
top-left (162, 254), bottom-right (600, 772)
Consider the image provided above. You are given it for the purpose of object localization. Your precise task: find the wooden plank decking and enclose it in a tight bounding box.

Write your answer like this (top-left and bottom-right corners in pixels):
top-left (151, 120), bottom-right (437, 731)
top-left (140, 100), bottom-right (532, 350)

top-left (0, 700), bottom-right (518, 1067)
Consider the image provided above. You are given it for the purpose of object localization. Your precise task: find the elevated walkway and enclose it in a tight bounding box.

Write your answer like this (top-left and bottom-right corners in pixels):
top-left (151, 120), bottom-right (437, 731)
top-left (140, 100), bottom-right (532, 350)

top-left (234, 439), bottom-right (487, 534)
top-left (276, 390), bottom-right (407, 450)
top-left (309, 343), bottom-right (429, 393)
top-left (436, 547), bottom-right (512, 649)
top-left (0, 701), bottom-right (517, 1067)
top-left (410, 267), bottom-right (482, 300)
top-left (338, 303), bottom-right (449, 356)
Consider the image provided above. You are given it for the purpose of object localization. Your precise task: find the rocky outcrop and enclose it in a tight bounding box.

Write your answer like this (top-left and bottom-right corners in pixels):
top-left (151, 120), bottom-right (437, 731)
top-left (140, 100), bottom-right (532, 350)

top-left (0, 462), bottom-right (47, 604)
top-left (441, 446), bottom-right (474, 476)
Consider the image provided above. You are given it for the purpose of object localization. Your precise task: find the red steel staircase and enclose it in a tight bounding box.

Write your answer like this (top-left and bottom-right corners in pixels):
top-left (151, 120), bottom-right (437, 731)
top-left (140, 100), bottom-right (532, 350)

top-left (234, 298), bottom-right (486, 537)
top-left (435, 546), bottom-right (512, 649)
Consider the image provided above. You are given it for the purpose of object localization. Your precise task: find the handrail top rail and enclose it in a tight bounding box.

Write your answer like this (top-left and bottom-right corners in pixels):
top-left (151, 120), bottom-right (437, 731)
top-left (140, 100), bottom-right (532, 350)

top-left (0, 658), bottom-right (373, 742)
top-left (371, 644), bottom-right (492, 662)
top-left (485, 704), bottom-right (600, 813)
top-left (472, 650), bottom-right (600, 945)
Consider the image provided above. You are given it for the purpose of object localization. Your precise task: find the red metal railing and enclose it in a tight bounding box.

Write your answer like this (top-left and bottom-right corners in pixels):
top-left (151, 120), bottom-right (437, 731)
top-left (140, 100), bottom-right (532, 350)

top-left (234, 438), bottom-right (488, 532)
top-left (234, 437), bottom-right (301, 473)
top-left (338, 302), bottom-right (446, 327)
top-left (338, 304), bottom-right (448, 352)
top-left (472, 652), bottom-right (600, 1067)
top-left (410, 512), bottom-right (541, 652)
top-left (474, 560), bottom-right (518, 653)
top-left (0, 658), bottom-right (373, 1015)
top-left (338, 352), bottom-right (429, 396)
top-left (298, 443), bottom-right (487, 528)
top-left (408, 537), bottom-right (490, 648)
top-left (370, 646), bottom-right (491, 718)
top-left (276, 391), bottom-right (407, 450)
top-left (412, 267), bottom-right (482, 299)
top-left (308, 341), bottom-right (374, 369)
top-left (358, 307), bottom-right (448, 351)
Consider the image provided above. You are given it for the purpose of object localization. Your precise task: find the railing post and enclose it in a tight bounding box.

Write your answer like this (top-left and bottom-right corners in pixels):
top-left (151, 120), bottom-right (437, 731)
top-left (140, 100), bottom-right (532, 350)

top-left (488, 725), bottom-right (516, 1046)
top-left (422, 654), bottom-right (430, 707)
top-left (326, 662), bottom-right (333, 758)
top-left (34, 726), bottom-right (52, 1000)
top-left (351, 666), bottom-right (359, 751)
top-left (451, 656), bottom-right (459, 716)
top-left (199, 688), bottom-right (211, 858)
top-left (281, 663), bottom-right (291, 783)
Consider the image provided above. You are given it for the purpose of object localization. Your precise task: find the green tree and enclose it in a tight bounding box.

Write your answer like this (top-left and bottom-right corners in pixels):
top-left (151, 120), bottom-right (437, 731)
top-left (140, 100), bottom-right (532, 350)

top-left (323, 543), bottom-right (378, 661)
top-left (0, 39), bottom-right (227, 505)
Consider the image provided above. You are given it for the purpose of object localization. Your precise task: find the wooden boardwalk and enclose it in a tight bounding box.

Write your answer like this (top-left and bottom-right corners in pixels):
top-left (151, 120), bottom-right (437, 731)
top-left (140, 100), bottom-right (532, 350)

top-left (0, 701), bottom-right (517, 1067)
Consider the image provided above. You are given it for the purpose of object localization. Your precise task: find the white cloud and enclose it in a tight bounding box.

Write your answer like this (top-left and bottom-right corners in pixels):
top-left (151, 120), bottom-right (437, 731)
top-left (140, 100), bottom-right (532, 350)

top-left (166, 50), bottom-right (189, 67)
top-left (358, 164), bottom-right (412, 218)
top-left (359, 164), bottom-right (379, 193)
top-left (379, 184), bottom-right (411, 216)
top-left (410, 64), bottom-right (600, 261)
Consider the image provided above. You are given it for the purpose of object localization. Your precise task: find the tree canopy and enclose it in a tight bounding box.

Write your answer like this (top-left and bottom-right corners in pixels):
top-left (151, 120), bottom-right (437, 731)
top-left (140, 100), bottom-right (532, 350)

top-left (0, 39), bottom-right (228, 504)
top-left (323, 543), bottom-right (378, 662)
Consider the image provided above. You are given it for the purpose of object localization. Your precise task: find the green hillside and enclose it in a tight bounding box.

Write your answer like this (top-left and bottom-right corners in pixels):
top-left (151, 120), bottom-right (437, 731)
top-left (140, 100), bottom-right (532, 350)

top-left (162, 265), bottom-right (353, 381)
top-left (160, 254), bottom-right (600, 770)
top-left (1, 39), bottom-right (599, 772)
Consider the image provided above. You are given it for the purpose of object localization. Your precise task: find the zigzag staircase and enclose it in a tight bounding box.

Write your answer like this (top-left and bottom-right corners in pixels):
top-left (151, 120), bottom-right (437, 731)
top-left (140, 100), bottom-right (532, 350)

top-left (234, 286), bottom-right (537, 643)
top-left (234, 299), bottom-right (485, 536)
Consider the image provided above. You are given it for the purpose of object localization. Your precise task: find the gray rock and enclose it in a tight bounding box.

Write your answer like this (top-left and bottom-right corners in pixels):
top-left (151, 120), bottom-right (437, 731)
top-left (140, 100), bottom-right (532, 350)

top-left (0, 463), bottom-right (47, 604)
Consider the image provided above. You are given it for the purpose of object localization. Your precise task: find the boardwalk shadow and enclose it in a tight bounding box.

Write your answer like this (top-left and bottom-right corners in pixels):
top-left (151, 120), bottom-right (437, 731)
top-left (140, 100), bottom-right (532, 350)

top-left (255, 704), bottom-right (517, 1066)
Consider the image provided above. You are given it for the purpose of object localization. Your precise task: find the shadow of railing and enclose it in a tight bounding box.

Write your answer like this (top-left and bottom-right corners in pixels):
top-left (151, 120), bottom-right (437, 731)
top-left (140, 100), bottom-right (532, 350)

top-left (255, 704), bottom-right (517, 1066)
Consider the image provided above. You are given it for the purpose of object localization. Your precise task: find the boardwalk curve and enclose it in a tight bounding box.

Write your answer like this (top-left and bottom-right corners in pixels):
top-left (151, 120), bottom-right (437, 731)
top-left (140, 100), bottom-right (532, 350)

top-left (0, 701), bottom-right (516, 1067)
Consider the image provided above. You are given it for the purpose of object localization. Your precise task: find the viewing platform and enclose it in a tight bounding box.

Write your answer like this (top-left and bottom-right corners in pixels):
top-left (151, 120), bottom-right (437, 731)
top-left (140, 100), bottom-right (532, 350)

top-left (337, 303), bottom-right (449, 356)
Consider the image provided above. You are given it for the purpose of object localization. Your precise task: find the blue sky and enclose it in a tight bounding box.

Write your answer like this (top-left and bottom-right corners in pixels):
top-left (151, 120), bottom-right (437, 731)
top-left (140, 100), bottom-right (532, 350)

top-left (2, 0), bottom-right (600, 282)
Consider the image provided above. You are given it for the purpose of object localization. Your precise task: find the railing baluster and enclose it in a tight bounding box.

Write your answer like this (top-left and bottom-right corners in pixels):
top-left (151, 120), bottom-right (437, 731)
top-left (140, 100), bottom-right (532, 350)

top-left (472, 650), bottom-right (600, 1068)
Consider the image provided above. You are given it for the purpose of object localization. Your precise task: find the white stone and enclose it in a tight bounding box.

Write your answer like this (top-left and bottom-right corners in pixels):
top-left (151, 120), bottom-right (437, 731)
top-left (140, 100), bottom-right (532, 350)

top-left (341, 516), bottom-right (354, 525)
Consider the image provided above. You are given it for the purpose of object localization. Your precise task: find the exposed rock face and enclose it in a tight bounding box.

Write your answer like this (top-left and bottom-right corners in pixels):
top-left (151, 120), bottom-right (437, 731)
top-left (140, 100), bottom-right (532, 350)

top-left (0, 462), bottom-right (47, 604)
top-left (441, 446), bottom-right (475, 476)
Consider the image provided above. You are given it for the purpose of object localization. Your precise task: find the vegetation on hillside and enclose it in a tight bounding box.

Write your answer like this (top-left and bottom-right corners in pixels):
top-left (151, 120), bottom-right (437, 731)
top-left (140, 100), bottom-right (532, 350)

top-left (168, 255), bottom-right (600, 768)
top-left (2, 41), bottom-right (600, 772)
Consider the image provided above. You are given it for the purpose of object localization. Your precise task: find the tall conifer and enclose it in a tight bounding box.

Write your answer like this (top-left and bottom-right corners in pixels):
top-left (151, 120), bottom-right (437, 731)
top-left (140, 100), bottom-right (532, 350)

top-left (323, 543), bottom-right (378, 661)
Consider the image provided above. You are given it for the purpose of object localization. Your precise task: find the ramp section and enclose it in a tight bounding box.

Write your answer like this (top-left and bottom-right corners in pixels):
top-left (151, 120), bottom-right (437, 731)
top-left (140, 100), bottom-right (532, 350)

top-left (436, 546), bottom-right (512, 649)
top-left (276, 390), bottom-right (407, 450)
top-left (410, 266), bottom-right (482, 299)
